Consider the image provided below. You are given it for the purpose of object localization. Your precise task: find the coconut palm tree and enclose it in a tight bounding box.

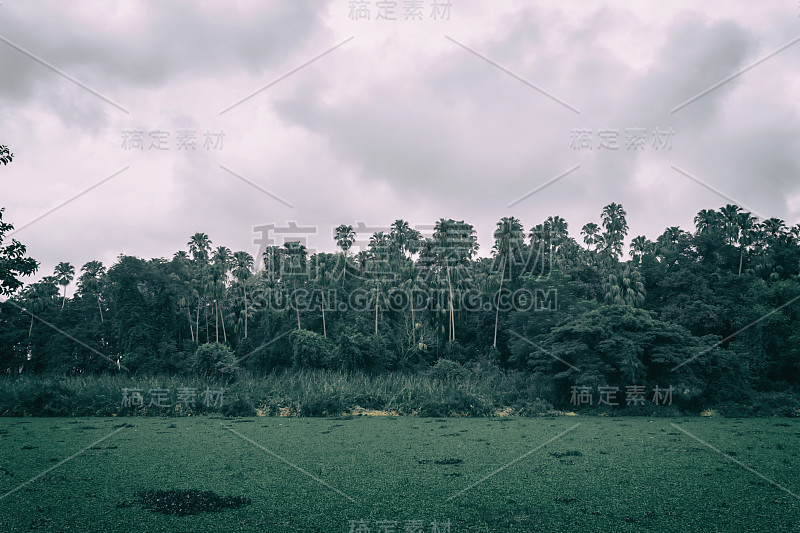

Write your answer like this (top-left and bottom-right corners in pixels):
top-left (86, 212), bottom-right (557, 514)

top-left (397, 262), bottom-right (425, 347)
top-left (77, 260), bottom-right (106, 322)
top-left (491, 216), bottom-right (524, 347)
top-left (312, 252), bottom-right (337, 339)
top-left (368, 232), bottom-right (393, 336)
top-left (629, 236), bottom-right (651, 264)
top-left (718, 204), bottom-right (743, 246)
top-left (693, 209), bottom-right (721, 235)
top-left (737, 212), bottom-right (758, 275)
top-left (335, 224), bottom-right (356, 286)
top-left (22, 280), bottom-right (57, 336)
top-left (601, 203), bottom-right (628, 259)
top-left (284, 241), bottom-right (307, 330)
top-left (581, 222), bottom-right (601, 252)
top-left (212, 246), bottom-right (233, 342)
top-left (54, 262), bottom-right (75, 311)
top-left (188, 233), bottom-right (212, 263)
top-left (232, 251), bottom-right (254, 338)
top-left (433, 219), bottom-right (478, 342)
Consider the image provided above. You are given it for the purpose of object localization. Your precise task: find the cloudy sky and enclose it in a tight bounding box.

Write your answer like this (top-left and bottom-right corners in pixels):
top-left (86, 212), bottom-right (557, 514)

top-left (2, 0), bottom-right (800, 280)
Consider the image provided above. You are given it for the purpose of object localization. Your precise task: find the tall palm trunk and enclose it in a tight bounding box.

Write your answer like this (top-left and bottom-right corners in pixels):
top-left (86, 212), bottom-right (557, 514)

top-left (410, 292), bottom-right (416, 346)
top-left (29, 314), bottom-right (34, 337)
top-left (446, 264), bottom-right (455, 342)
top-left (220, 303), bottom-right (227, 343)
top-left (61, 287), bottom-right (67, 310)
top-left (374, 280), bottom-right (380, 336)
top-left (294, 282), bottom-right (301, 330)
top-left (195, 301), bottom-right (200, 343)
top-left (214, 300), bottom-right (219, 343)
top-left (204, 301), bottom-right (209, 343)
top-left (188, 308), bottom-right (195, 342)
top-left (321, 288), bottom-right (327, 339)
top-left (738, 249), bottom-right (744, 276)
top-left (97, 296), bottom-right (104, 322)
top-left (493, 255), bottom-right (506, 347)
top-left (242, 283), bottom-right (248, 338)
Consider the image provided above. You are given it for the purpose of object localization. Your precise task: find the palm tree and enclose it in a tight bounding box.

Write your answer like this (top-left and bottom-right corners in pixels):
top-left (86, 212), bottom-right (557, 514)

top-left (397, 262), bottom-right (425, 347)
top-left (284, 241), bottom-right (307, 330)
top-left (188, 233), bottom-right (212, 263)
top-left (312, 252), bottom-right (336, 339)
top-left (737, 212), bottom-right (758, 275)
top-left (545, 216), bottom-right (569, 255)
top-left (762, 217), bottom-right (787, 241)
top-left (491, 216), bottom-right (524, 347)
top-left (581, 222), bottom-right (601, 251)
top-left (693, 209), bottom-right (721, 235)
top-left (212, 246), bottom-right (232, 342)
top-left (54, 262), bottom-right (75, 310)
top-left (601, 203), bottom-right (629, 260)
top-left (629, 236), bottom-right (651, 264)
top-left (77, 260), bottom-right (106, 322)
top-left (369, 232), bottom-right (393, 336)
top-left (232, 251), bottom-right (254, 338)
top-left (718, 204), bottom-right (743, 246)
top-left (22, 280), bottom-right (57, 336)
top-left (390, 219), bottom-right (422, 258)
top-left (433, 219), bottom-right (478, 342)
top-left (335, 224), bottom-right (356, 286)
top-left (603, 265), bottom-right (646, 307)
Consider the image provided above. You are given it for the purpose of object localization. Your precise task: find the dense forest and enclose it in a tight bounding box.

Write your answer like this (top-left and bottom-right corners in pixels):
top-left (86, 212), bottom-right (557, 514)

top-left (2, 146), bottom-right (800, 410)
top-left (2, 191), bottom-right (800, 410)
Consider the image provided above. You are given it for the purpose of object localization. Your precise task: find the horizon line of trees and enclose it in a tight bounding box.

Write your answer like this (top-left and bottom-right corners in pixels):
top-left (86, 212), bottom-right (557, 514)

top-left (2, 144), bottom-right (799, 405)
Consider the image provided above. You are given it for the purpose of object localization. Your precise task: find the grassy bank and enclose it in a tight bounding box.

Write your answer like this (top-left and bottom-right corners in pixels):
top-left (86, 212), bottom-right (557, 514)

top-left (1, 368), bottom-right (797, 418)
top-left (0, 367), bottom-right (558, 417)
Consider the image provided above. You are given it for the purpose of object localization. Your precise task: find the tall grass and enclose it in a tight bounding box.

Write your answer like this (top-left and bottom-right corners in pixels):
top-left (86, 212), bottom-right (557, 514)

top-left (0, 367), bottom-right (556, 417)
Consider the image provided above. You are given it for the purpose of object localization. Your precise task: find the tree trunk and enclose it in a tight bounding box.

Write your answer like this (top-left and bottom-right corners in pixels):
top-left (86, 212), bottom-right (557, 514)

top-left (374, 280), bottom-right (379, 336)
top-left (196, 301), bottom-right (200, 343)
top-left (220, 301), bottom-right (227, 343)
top-left (61, 287), bottom-right (67, 310)
top-left (97, 295), bottom-right (104, 323)
top-left (242, 283), bottom-right (248, 338)
top-left (410, 293), bottom-right (416, 346)
top-left (215, 300), bottom-right (219, 343)
top-left (294, 283), bottom-right (301, 330)
top-left (321, 288), bottom-right (327, 339)
top-left (29, 314), bottom-right (34, 337)
top-left (738, 249), bottom-right (744, 276)
top-left (188, 308), bottom-right (195, 342)
top-left (493, 255), bottom-right (506, 347)
top-left (446, 264), bottom-right (455, 342)
top-left (204, 301), bottom-right (209, 343)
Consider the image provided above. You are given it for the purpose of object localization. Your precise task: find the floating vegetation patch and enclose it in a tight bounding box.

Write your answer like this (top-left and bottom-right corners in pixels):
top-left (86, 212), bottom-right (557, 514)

top-left (434, 458), bottom-right (464, 465)
top-left (134, 489), bottom-right (251, 516)
top-left (549, 450), bottom-right (582, 458)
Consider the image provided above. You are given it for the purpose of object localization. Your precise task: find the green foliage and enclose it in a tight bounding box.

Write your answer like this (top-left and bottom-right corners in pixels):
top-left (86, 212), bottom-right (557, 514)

top-left (290, 329), bottom-right (337, 369)
top-left (0, 145), bottom-right (12, 166)
top-left (428, 358), bottom-right (470, 382)
top-left (0, 208), bottom-right (39, 296)
top-left (193, 343), bottom-right (238, 379)
top-left (4, 201), bottom-right (800, 414)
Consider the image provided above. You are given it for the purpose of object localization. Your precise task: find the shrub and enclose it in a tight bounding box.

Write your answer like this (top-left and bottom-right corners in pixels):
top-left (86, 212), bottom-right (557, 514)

top-left (220, 397), bottom-right (255, 417)
top-left (193, 343), bottom-right (239, 380)
top-left (428, 359), bottom-right (470, 382)
top-left (290, 330), bottom-right (337, 369)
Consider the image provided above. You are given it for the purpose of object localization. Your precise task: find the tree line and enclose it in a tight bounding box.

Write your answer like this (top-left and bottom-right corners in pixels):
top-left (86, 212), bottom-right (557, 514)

top-left (1, 147), bottom-right (799, 406)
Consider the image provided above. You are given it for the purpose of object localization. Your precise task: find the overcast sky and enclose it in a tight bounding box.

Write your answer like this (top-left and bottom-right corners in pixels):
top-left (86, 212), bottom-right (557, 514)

top-left (2, 1), bottom-right (800, 282)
